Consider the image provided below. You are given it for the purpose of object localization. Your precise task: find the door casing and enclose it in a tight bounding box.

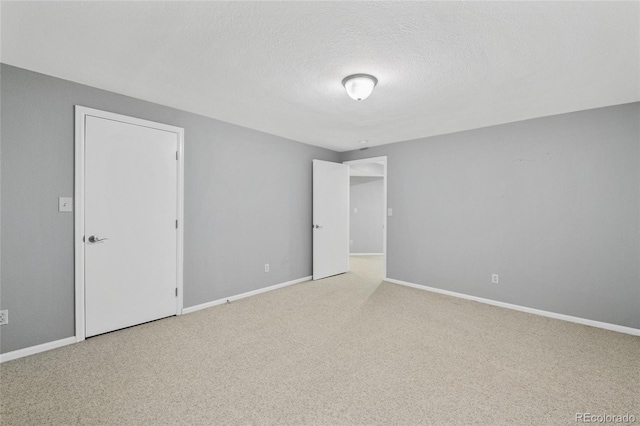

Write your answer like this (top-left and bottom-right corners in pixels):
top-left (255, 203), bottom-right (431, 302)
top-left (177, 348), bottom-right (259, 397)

top-left (74, 106), bottom-right (185, 342)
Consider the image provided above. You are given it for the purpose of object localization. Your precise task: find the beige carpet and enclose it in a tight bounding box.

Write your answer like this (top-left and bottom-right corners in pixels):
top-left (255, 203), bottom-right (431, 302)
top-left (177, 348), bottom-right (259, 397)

top-left (1, 256), bottom-right (638, 425)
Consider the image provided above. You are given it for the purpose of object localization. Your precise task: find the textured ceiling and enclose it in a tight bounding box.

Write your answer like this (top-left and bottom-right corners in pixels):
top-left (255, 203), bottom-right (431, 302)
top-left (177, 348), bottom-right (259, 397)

top-left (2, 1), bottom-right (638, 152)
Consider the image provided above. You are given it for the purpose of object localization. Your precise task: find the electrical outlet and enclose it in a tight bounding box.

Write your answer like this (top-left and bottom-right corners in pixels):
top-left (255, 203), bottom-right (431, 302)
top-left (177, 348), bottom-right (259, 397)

top-left (0, 310), bottom-right (8, 325)
top-left (387, 208), bottom-right (393, 216)
top-left (264, 264), bottom-right (270, 273)
top-left (354, 207), bottom-right (358, 213)
top-left (350, 240), bottom-right (353, 245)
top-left (492, 274), bottom-right (499, 284)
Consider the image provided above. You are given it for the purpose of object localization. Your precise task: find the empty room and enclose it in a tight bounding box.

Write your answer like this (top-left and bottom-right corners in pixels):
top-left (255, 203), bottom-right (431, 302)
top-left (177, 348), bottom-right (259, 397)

top-left (1, 1), bottom-right (638, 425)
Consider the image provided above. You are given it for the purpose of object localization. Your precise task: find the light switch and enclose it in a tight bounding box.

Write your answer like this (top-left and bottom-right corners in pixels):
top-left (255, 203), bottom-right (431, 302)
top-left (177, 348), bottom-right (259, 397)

top-left (59, 197), bottom-right (73, 212)
top-left (387, 208), bottom-right (393, 216)
top-left (354, 207), bottom-right (358, 213)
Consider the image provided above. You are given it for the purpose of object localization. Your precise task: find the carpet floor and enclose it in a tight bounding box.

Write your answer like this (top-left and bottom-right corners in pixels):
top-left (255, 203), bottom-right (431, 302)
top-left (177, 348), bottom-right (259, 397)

top-left (1, 256), bottom-right (638, 425)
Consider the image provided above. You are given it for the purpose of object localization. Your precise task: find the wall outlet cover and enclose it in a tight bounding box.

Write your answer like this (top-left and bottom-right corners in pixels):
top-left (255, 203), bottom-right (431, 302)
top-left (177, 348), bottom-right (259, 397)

top-left (0, 310), bottom-right (8, 325)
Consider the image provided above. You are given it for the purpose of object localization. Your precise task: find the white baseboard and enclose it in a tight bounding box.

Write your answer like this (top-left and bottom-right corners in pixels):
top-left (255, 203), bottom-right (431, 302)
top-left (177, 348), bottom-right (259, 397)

top-left (350, 253), bottom-right (383, 256)
top-left (384, 277), bottom-right (640, 337)
top-left (0, 336), bottom-right (76, 363)
top-left (182, 275), bottom-right (312, 314)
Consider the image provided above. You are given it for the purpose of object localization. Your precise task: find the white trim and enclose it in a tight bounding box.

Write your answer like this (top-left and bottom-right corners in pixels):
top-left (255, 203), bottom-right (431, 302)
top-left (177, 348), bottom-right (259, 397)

top-left (74, 106), bottom-right (185, 342)
top-left (0, 337), bottom-right (76, 363)
top-left (175, 125), bottom-right (185, 317)
top-left (385, 277), bottom-right (640, 336)
top-left (74, 108), bottom-right (86, 342)
top-left (344, 156), bottom-right (388, 278)
top-left (350, 253), bottom-right (384, 256)
top-left (346, 165), bottom-right (350, 277)
top-left (182, 276), bottom-right (312, 314)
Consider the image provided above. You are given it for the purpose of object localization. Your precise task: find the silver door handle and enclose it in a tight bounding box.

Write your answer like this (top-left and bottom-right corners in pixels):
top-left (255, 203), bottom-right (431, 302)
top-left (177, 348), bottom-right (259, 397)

top-left (88, 235), bottom-right (108, 243)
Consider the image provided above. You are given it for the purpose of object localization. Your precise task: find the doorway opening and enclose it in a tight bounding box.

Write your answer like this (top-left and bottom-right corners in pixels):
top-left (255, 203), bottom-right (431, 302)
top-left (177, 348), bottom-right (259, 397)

top-left (343, 156), bottom-right (387, 279)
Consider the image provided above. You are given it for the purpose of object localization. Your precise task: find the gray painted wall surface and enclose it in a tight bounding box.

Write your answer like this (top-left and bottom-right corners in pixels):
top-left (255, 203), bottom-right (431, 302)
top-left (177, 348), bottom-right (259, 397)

top-left (0, 64), bottom-right (339, 353)
top-left (343, 103), bottom-right (640, 329)
top-left (350, 177), bottom-right (383, 253)
top-left (1, 64), bottom-right (638, 355)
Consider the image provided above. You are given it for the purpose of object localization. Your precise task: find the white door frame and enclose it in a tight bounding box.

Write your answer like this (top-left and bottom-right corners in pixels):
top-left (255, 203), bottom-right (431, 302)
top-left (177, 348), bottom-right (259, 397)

top-left (74, 106), bottom-right (185, 342)
top-left (343, 156), bottom-right (388, 279)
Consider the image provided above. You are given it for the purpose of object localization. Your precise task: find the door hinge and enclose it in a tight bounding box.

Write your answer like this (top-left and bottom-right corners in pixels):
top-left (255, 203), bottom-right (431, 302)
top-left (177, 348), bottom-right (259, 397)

top-left (176, 219), bottom-right (178, 229)
top-left (176, 151), bottom-right (179, 160)
top-left (175, 288), bottom-right (178, 297)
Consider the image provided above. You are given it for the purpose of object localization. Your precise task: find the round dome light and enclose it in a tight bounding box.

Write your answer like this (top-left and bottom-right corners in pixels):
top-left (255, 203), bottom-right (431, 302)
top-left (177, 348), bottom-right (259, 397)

top-left (342, 74), bottom-right (378, 101)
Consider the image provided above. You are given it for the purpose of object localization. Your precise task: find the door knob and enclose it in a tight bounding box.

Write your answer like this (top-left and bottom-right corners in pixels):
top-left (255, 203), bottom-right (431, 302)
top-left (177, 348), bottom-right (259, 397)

top-left (88, 235), bottom-right (108, 243)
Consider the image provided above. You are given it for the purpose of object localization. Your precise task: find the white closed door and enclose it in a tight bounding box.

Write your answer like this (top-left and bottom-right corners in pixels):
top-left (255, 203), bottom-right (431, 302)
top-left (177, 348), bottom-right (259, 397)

top-left (84, 115), bottom-right (179, 337)
top-left (313, 160), bottom-right (349, 280)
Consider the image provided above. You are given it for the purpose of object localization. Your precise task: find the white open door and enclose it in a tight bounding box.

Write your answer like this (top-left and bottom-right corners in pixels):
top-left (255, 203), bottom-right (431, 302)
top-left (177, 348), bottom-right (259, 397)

top-left (313, 160), bottom-right (349, 280)
top-left (76, 107), bottom-right (184, 339)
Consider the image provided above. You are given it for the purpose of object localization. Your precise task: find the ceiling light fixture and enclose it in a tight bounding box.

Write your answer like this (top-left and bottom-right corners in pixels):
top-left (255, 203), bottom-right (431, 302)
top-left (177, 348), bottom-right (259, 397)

top-left (342, 74), bottom-right (378, 101)
top-left (359, 140), bottom-right (368, 144)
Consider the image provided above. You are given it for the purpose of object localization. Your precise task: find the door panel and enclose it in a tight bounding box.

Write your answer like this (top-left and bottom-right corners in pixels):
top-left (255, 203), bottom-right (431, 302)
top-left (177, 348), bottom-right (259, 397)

top-left (85, 116), bottom-right (178, 337)
top-left (313, 160), bottom-right (349, 280)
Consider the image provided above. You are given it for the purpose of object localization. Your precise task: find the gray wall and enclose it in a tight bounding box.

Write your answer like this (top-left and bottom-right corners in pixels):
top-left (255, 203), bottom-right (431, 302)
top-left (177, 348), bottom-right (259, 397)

top-left (343, 103), bottom-right (640, 329)
top-left (0, 64), bottom-right (340, 353)
top-left (350, 177), bottom-right (383, 253)
top-left (1, 64), bottom-right (638, 356)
